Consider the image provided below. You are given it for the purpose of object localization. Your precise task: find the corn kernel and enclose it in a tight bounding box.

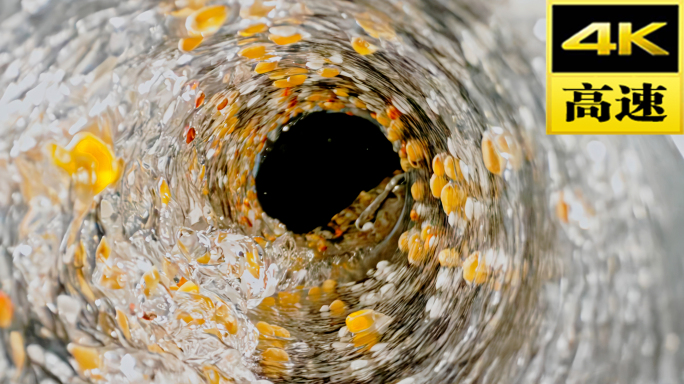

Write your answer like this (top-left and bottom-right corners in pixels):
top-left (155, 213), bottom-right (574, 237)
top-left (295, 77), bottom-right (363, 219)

top-left (556, 193), bottom-right (569, 223)
top-left (410, 181), bottom-right (425, 201)
top-left (255, 61), bottom-right (278, 74)
top-left (272, 325), bottom-right (290, 338)
top-left (10, 331), bottom-right (25, 370)
top-left (351, 37), bottom-right (377, 55)
top-left (482, 135), bottom-right (503, 175)
top-left (262, 348), bottom-right (289, 362)
top-left (444, 155), bottom-right (463, 181)
top-left (406, 140), bottom-right (425, 165)
top-left (400, 157), bottom-right (411, 172)
top-left (240, 0), bottom-right (274, 19)
top-left (432, 153), bottom-right (445, 176)
top-left (245, 250), bottom-right (260, 278)
top-left (178, 36), bottom-right (203, 52)
top-left (0, 291), bottom-right (13, 328)
top-left (318, 67), bottom-right (340, 77)
top-left (463, 252), bottom-right (487, 284)
top-left (67, 344), bottom-right (101, 372)
top-left (186, 5), bottom-right (228, 36)
top-left (158, 178), bottom-right (171, 205)
top-left (116, 309), bottom-right (131, 340)
top-left (322, 279), bottom-right (337, 293)
top-left (333, 88), bottom-right (349, 97)
top-left (214, 305), bottom-right (238, 334)
top-left (278, 291), bottom-right (300, 306)
top-left (239, 45), bottom-right (267, 59)
top-left (203, 365), bottom-right (221, 384)
top-left (50, 132), bottom-right (122, 196)
top-left (438, 248), bottom-right (461, 267)
top-left (142, 267), bottom-right (160, 296)
top-left (179, 280), bottom-right (199, 293)
top-left (239, 23), bottom-right (268, 37)
top-left (353, 329), bottom-right (379, 350)
top-left (261, 296), bottom-right (276, 307)
top-left (408, 236), bottom-right (427, 264)
top-left (329, 299), bottom-right (345, 314)
top-left (398, 231), bottom-right (410, 252)
top-left (440, 182), bottom-right (463, 215)
top-left (269, 33), bottom-right (302, 45)
top-left (100, 266), bottom-right (126, 290)
top-left (430, 174), bottom-right (447, 198)
top-left (346, 309), bottom-right (375, 333)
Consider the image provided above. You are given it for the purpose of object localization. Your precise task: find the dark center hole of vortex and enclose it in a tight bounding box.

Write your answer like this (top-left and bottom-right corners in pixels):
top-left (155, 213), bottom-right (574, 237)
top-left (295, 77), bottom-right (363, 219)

top-left (255, 112), bottom-right (400, 234)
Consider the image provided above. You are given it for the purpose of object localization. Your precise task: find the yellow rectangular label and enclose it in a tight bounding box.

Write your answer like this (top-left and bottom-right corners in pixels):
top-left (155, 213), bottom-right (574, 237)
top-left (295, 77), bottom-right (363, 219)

top-left (547, 0), bottom-right (684, 134)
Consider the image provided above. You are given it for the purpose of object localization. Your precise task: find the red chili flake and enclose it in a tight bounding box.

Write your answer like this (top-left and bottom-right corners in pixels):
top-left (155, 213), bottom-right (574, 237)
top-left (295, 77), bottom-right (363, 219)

top-left (195, 92), bottom-right (205, 108)
top-left (186, 127), bottom-right (196, 144)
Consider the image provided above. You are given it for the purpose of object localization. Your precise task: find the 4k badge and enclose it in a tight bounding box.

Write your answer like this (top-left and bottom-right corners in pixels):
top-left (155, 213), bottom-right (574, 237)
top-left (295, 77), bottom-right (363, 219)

top-left (547, 0), bottom-right (683, 134)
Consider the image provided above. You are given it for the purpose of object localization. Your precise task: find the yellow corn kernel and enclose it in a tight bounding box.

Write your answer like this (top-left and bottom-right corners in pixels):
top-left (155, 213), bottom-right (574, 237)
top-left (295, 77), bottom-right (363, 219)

top-left (255, 61), bottom-right (278, 74)
top-left (157, 178), bottom-right (171, 205)
top-left (10, 331), bottom-right (25, 370)
top-left (95, 236), bottom-right (110, 262)
top-left (262, 348), bottom-right (289, 362)
top-left (352, 97), bottom-right (367, 109)
top-left (438, 248), bottom-right (461, 267)
top-left (333, 88), bottom-right (349, 97)
top-left (239, 23), bottom-right (268, 37)
top-left (376, 113), bottom-right (391, 127)
top-left (257, 321), bottom-right (275, 337)
top-left (287, 74), bottom-right (307, 85)
top-left (100, 266), bottom-right (126, 290)
top-left (482, 135), bottom-right (503, 175)
top-left (148, 344), bottom-right (164, 354)
top-left (351, 37), bottom-right (377, 55)
top-left (50, 132), bottom-right (122, 196)
top-left (444, 155), bottom-right (463, 181)
top-left (186, 5), bottom-right (228, 36)
top-left (269, 33), bottom-right (302, 45)
top-left (278, 291), bottom-right (300, 306)
top-left (261, 296), bottom-right (276, 307)
top-left (556, 193), bottom-right (569, 223)
top-left (67, 344), bottom-right (101, 372)
top-left (269, 67), bottom-right (308, 79)
top-left (398, 231), bottom-right (410, 252)
top-left (463, 252), bottom-right (487, 284)
top-left (0, 291), bottom-right (13, 328)
top-left (329, 299), bottom-right (345, 315)
top-left (318, 67), bottom-right (340, 77)
top-left (322, 279), bottom-right (337, 293)
top-left (240, 0), bottom-right (274, 19)
top-left (420, 225), bottom-right (434, 240)
top-left (239, 45), bottom-right (267, 59)
top-left (142, 267), bottom-right (160, 296)
top-left (346, 309), bottom-right (375, 333)
top-left (440, 182), bottom-right (463, 215)
top-left (304, 287), bottom-right (320, 301)
top-left (205, 328), bottom-right (222, 339)
top-left (245, 250), bottom-right (260, 278)
top-left (353, 329), bottom-right (379, 350)
top-left (178, 36), bottom-right (203, 52)
top-left (196, 253), bottom-right (211, 264)
top-left (432, 153), bottom-right (446, 176)
top-left (214, 305), bottom-right (238, 334)
top-left (272, 325), bottom-right (290, 338)
top-left (203, 365), bottom-right (221, 384)
top-left (400, 157), bottom-right (411, 172)
top-left (408, 236), bottom-right (427, 264)
top-left (430, 174), bottom-right (448, 198)
top-left (411, 181), bottom-right (426, 201)
top-left (406, 140), bottom-right (425, 165)
top-left (116, 309), bottom-right (131, 340)
top-left (178, 280), bottom-right (199, 293)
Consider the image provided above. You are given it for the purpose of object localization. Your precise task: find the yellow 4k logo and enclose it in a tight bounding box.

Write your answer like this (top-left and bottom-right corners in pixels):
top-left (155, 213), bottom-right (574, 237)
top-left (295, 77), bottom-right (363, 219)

top-left (562, 22), bottom-right (669, 55)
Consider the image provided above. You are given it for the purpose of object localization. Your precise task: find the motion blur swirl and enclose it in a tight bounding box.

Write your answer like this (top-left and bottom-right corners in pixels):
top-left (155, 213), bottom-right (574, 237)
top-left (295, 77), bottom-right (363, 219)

top-left (1, 0), bottom-right (684, 384)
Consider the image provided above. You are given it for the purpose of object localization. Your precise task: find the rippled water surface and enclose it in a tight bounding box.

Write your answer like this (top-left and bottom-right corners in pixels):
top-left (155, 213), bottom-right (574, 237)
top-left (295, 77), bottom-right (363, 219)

top-left (1, 0), bottom-right (684, 383)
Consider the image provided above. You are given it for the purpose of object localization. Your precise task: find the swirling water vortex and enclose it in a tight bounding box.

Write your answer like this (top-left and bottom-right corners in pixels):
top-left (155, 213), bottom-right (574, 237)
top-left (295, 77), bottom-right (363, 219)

top-left (1, 0), bottom-right (684, 384)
